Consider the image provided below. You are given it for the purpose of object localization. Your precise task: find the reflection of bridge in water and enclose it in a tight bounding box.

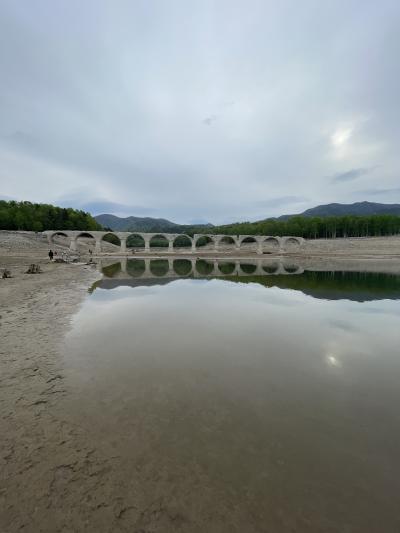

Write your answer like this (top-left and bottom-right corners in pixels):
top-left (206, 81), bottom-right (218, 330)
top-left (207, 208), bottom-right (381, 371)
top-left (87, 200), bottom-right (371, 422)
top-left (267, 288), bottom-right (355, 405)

top-left (100, 258), bottom-right (304, 279)
top-left (95, 259), bottom-right (400, 302)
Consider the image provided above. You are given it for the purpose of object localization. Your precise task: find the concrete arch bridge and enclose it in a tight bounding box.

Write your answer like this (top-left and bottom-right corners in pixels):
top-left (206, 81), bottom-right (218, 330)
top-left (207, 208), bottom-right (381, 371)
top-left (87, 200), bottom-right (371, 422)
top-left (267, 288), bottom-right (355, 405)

top-left (44, 230), bottom-right (304, 254)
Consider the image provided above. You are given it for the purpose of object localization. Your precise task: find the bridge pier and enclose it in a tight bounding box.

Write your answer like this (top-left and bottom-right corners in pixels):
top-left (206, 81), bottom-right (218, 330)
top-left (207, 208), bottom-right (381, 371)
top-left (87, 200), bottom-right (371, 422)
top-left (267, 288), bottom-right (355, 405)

top-left (234, 260), bottom-right (241, 275)
top-left (143, 259), bottom-right (152, 277)
top-left (255, 261), bottom-right (264, 275)
top-left (212, 259), bottom-right (219, 275)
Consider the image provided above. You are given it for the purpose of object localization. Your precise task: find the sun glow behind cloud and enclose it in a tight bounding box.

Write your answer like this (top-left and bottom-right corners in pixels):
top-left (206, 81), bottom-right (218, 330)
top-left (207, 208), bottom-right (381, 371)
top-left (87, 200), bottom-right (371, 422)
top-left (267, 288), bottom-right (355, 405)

top-left (331, 127), bottom-right (353, 148)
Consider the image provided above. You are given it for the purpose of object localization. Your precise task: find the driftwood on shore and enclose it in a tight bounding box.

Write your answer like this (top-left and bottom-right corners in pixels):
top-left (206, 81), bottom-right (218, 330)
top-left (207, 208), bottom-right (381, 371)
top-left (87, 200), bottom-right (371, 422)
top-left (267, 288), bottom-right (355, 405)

top-left (26, 264), bottom-right (42, 274)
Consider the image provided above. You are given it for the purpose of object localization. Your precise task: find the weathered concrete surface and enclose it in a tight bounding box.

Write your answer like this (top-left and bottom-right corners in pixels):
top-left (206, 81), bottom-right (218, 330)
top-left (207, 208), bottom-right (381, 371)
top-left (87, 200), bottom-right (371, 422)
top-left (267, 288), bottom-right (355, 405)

top-left (43, 230), bottom-right (304, 254)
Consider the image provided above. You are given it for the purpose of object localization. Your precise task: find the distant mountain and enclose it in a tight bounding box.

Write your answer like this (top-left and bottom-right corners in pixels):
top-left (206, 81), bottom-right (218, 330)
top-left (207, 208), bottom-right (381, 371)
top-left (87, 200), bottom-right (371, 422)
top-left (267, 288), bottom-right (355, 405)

top-left (95, 213), bottom-right (213, 233)
top-left (279, 201), bottom-right (400, 220)
top-left (95, 214), bottom-right (180, 232)
top-left (96, 202), bottom-right (400, 233)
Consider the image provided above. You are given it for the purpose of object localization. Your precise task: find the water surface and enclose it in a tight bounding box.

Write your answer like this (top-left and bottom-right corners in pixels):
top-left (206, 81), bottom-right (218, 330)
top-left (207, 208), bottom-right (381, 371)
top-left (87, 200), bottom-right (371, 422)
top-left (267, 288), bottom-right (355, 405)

top-left (63, 260), bottom-right (400, 532)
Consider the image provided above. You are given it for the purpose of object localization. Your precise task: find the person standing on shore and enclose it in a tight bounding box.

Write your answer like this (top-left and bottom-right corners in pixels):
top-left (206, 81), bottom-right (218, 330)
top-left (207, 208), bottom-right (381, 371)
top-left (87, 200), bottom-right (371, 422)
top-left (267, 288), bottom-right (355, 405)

top-left (48, 249), bottom-right (54, 261)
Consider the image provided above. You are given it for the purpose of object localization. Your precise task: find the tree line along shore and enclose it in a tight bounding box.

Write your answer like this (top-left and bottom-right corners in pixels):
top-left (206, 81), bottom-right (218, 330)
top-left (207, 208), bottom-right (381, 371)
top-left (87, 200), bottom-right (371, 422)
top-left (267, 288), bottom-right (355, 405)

top-left (1, 200), bottom-right (400, 244)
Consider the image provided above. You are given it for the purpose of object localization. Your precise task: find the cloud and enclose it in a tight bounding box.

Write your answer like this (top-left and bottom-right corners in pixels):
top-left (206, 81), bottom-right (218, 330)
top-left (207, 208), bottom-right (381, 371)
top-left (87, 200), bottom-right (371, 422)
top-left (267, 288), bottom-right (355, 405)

top-left (328, 319), bottom-right (359, 332)
top-left (57, 197), bottom-right (156, 217)
top-left (1, 0), bottom-right (400, 223)
top-left (254, 196), bottom-right (308, 208)
top-left (0, 194), bottom-right (16, 201)
top-left (355, 187), bottom-right (400, 196)
top-left (202, 115), bottom-right (217, 126)
top-left (330, 167), bottom-right (376, 184)
top-left (2, 131), bottom-right (39, 153)
top-left (188, 218), bottom-right (212, 225)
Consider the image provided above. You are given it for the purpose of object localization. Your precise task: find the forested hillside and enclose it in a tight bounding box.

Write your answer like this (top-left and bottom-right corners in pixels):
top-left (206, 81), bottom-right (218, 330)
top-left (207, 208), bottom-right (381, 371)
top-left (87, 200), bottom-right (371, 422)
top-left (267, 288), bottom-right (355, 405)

top-left (95, 213), bottom-right (182, 232)
top-left (198, 215), bottom-right (400, 239)
top-left (288, 201), bottom-right (400, 219)
top-left (0, 200), bottom-right (102, 231)
top-left (95, 213), bottom-right (213, 233)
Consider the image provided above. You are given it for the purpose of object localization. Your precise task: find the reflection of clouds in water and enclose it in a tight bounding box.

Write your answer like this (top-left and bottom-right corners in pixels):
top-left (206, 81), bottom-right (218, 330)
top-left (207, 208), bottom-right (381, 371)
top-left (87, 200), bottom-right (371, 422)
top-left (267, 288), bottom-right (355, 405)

top-left (68, 286), bottom-right (165, 339)
top-left (355, 305), bottom-right (400, 317)
top-left (245, 286), bottom-right (307, 307)
top-left (327, 319), bottom-right (359, 332)
top-left (64, 277), bottom-right (400, 396)
top-left (92, 286), bottom-right (159, 302)
top-left (73, 280), bottom-right (311, 347)
top-left (321, 321), bottom-right (368, 371)
top-left (194, 279), bottom-right (309, 309)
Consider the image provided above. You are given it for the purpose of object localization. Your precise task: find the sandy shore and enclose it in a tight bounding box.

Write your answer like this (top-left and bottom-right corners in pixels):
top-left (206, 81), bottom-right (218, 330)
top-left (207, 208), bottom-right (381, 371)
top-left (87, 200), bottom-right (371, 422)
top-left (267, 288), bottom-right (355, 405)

top-left (1, 232), bottom-right (400, 531)
top-left (2, 256), bottom-right (176, 531)
top-left (0, 258), bottom-right (119, 531)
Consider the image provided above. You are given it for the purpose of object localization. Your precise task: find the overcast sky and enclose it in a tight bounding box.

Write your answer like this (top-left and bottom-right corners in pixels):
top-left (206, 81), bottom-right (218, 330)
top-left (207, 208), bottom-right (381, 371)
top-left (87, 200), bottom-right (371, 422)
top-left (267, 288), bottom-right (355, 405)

top-left (0, 0), bottom-right (399, 224)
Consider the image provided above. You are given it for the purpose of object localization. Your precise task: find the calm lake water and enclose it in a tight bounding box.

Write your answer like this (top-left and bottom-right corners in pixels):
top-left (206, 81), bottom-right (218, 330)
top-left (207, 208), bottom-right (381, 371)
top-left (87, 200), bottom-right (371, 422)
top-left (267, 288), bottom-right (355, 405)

top-left (63, 259), bottom-right (400, 532)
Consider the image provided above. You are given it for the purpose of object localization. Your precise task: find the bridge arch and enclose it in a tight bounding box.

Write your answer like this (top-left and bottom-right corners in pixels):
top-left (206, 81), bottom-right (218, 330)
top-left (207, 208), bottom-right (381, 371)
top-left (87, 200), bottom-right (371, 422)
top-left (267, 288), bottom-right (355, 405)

top-left (173, 234), bottom-right (193, 249)
top-left (239, 262), bottom-right (258, 275)
top-left (218, 235), bottom-right (237, 251)
top-left (218, 261), bottom-right (236, 275)
top-left (238, 236), bottom-right (259, 253)
top-left (283, 263), bottom-right (301, 273)
top-left (195, 259), bottom-right (214, 275)
top-left (262, 262), bottom-right (280, 274)
top-left (173, 259), bottom-right (192, 276)
top-left (281, 236), bottom-right (302, 251)
top-left (75, 231), bottom-right (96, 240)
top-left (127, 258), bottom-right (146, 277)
top-left (72, 231), bottom-right (96, 252)
top-left (48, 231), bottom-right (69, 246)
top-left (100, 232), bottom-right (121, 252)
top-left (150, 259), bottom-right (169, 276)
top-left (102, 261), bottom-right (122, 278)
top-left (127, 233), bottom-right (146, 250)
top-left (261, 236), bottom-right (281, 253)
top-left (195, 235), bottom-right (216, 250)
top-left (149, 234), bottom-right (170, 249)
